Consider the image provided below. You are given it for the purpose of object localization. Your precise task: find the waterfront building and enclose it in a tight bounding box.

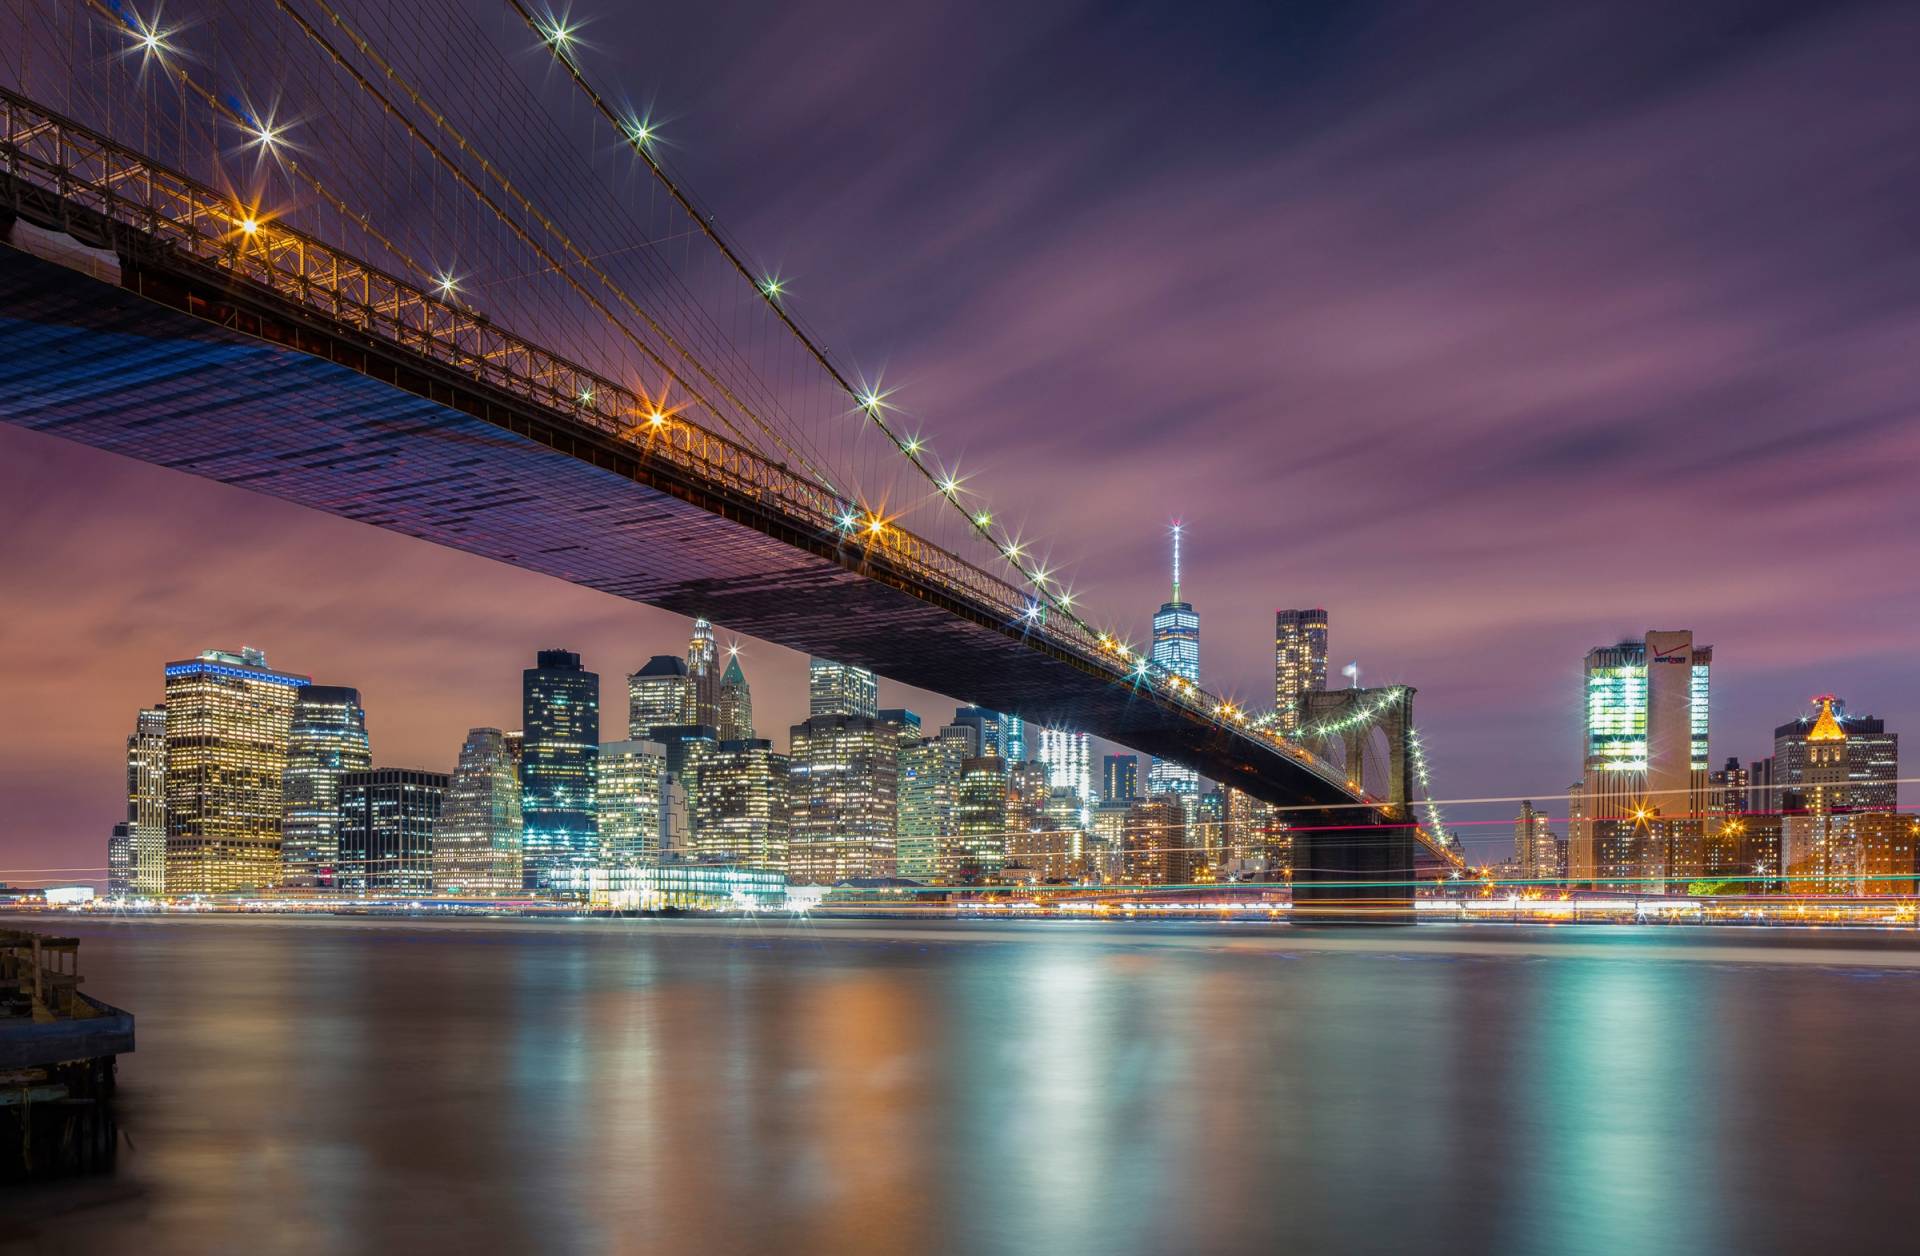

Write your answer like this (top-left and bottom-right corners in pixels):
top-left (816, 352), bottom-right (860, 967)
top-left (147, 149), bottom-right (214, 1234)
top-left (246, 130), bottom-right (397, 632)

top-left (1514, 800), bottom-right (1561, 881)
top-left (1858, 811), bottom-right (1917, 896)
top-left (808, 657), bottom-right (878, 719)
top-left (107, 823), bottom-right (134, 898)
top-left (1090, 801), bottom-right (1131, 881)
top-left (337, 768), bottom-right (447, 897)
top-left (125, 705), bottom-right (166, 897)
top-left (521, 649), bottom-right (599, 893)
top-left (1036, 727), bottom-right (1092, 825)
top-left (1772, 699), bottom-right (1898, 814)
top-left (162, 647), bottom-right (310, 895)
top-left (435, 728), bottom-right (523, 895)
top-left (598, 740), bottom-right (668, 869)
top-left (717, 651), bottom-right (754, 742)
top-left (898, 732), bottom-right (968, 879)
top-left (1781, 698), bottom-right (1857, 892)
top-left (1223, 788), bottom-right (1288, 877)
top-left (1102, 754), bottom-right (1139, 804)
top-left (1567, 630), bottom-right (1709, 890)
top-left (588, 861), bottom-right (788, 911)
top-left (1124, 796), bottom-right (1188, 885)
top-left (626, 655), bottom-right (689, 739)
top-left (1274, 608), bottom-right (1330, 732)
top-left (950, 756), bottom-right (1009, 878)
top-left (690, 738), bottom-right (789, 870)
top-left (788, 714), bottom-right (897, 882)
top-left (1147, 524), bottom-right (1201, 798)
top-left (1007, 789), bottom-right (1085, 882)
top-left (949, 708), bottom-right (1005, 762)
top-left (280, 685), bottom-right (371, 890)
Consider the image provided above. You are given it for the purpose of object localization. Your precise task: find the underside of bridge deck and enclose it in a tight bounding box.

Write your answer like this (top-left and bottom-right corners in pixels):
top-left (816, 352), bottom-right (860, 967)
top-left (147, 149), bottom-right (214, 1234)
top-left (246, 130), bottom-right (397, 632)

top-left (0, 218), bottom-right (1418, 919)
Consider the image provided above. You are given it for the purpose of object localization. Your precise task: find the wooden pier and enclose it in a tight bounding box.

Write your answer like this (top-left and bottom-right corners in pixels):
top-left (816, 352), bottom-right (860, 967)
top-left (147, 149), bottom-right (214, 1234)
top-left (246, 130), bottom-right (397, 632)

top-left (1, 928), bottom-right (134, 1178)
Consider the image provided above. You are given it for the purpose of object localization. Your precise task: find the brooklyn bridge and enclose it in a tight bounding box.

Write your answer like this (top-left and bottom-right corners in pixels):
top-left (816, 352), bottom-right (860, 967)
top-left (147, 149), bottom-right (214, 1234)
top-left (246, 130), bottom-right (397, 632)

top-left (0, 1), bottom-right (1461, 916)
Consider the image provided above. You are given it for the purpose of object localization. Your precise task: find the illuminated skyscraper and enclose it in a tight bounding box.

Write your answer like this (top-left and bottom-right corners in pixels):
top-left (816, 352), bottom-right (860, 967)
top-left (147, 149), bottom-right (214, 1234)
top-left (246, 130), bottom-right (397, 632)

top-left (788, 713), bottom-right (897, 882)
top-left (1147, 523), bottom-right (1200, 798)
top-left (1513, 800), bottom-right (1560, 880)
top-left (1102, 754), bottom-right (1139, 804)
top-left (951, 756), bottom-right (1010, 878)
top-left (1568, 630), bottom-right (1710, 889)
top-left (280, 685), bottom-right (371, 889)
top-left (1772, 699), bottom-right (1898, 814)
top-left (1275, 609), bottom-right (1329, 731)
top-left (685, 619), bottom-right (721, 728)
top-left (598, 740), bottom-right (668, 869)
top-left (1124, 796), bottom-right (1187, 885)
top-left (717, 650), bottom-right (754, 741)
top-left (1036, 727), bottom-right (1092, 825)
top-left (162, 647), bottom-right (309, 895)
top-left (627, 655), bottom-right (689, 739)
top-left (436, 728), bottom-right (522, 895)
top-left (125, 705), bottom-right (166, 897)
top-left (1783, 697), bottom-right (1856, 892)
top-left (879, 708), bottom-right (923, 747)
top-left (107, 823), bottom-right (134, 898)
top-left (898, 730), bottom-right (969, 879)
top-left (521, 649), bottom-right (599, 893)
top-left (1005, 716), bottom-right (1027, 766)
top-left (808, 657), bottom-right (878, 719)
top-left (950, 708), bottom-right (1004, 760)
top-left (337, 768), bottom-right (446, 897)
top-left (690, 739), bottom-right (789, 870)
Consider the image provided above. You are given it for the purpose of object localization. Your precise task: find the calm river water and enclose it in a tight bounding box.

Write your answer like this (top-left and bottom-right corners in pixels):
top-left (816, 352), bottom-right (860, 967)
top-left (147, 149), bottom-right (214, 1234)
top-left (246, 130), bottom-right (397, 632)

top-left (6, 915), bottom-right (1920, 1255)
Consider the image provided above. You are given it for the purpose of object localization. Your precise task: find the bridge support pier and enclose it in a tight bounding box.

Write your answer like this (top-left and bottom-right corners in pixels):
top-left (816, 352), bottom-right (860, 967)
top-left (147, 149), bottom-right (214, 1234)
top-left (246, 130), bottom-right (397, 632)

top-left (1291, 807), bottom-right (1417, 924)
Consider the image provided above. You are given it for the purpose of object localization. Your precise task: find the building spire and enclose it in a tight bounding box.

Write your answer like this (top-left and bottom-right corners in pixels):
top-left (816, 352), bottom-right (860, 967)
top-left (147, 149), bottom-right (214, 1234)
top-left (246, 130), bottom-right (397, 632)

top-left (1170, 520), bottom-right (1182, 604)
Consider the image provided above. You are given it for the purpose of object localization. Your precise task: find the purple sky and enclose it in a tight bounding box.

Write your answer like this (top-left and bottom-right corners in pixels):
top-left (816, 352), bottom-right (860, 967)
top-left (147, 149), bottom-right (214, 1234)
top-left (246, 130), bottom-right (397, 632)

top-left (6, 0), bottom-right (1920, 881)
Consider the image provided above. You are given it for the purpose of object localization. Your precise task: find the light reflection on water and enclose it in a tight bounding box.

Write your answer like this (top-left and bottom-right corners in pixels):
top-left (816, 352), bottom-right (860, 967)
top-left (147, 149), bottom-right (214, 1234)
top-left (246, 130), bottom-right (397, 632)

top-left (6, 916), bottom-right (1920, 1256)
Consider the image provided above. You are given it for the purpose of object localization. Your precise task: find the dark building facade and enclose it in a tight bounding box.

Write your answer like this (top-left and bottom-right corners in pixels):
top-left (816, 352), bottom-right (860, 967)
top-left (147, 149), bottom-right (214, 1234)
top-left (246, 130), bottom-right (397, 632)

top-left (337, 768), bottom-right (448, 897)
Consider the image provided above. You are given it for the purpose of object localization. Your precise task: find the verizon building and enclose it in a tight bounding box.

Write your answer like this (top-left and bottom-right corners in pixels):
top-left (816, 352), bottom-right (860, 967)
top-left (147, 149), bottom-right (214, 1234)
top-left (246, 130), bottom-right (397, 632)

top-left (1569, 630), bottom-right (1711, 889)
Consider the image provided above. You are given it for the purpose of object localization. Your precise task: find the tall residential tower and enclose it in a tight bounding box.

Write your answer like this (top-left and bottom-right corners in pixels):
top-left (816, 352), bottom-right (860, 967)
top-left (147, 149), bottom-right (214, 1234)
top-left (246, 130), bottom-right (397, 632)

top-left (1275, 609), bottom-right (1329, 732)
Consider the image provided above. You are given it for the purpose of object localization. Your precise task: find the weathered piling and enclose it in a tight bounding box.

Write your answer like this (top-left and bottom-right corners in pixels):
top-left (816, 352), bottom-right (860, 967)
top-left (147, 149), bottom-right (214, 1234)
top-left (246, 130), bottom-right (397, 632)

top-left (1, 929), bottom-right (135, 1178)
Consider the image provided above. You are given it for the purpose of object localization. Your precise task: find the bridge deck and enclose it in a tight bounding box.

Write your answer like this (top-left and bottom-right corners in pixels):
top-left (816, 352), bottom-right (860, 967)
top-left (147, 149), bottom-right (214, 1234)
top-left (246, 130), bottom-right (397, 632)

top-left (0, 234), bottom-right (1376, 821)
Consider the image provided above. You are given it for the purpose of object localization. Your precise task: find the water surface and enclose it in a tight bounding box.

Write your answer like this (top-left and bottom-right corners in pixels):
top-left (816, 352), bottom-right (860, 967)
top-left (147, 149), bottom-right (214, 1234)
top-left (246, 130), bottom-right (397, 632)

top-left (6, 915), bottom-right (1919, 1255)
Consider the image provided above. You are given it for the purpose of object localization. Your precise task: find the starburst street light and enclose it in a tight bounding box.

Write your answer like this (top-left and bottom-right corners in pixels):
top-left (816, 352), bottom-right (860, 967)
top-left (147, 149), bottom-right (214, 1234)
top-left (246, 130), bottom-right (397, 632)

top-left (433, 271), bottom-right (460, 298)
top-left (760, 275), bottom-right (784, 299)
top-left (973, 511), bottom-right (992, 528)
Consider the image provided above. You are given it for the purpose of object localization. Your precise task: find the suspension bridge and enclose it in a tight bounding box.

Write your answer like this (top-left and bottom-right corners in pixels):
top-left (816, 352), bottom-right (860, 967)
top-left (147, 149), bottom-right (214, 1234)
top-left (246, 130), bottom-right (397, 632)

top-left (0, 1), bottom-right (1460, 917)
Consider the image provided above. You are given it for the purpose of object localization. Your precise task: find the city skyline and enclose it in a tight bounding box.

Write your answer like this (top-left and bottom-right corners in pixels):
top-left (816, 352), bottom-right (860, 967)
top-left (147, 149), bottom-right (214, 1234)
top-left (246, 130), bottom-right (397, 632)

top-left (28, 617), bottom-right (1914, 897)
top-left (7, 0), bottom-right (1920, 879)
